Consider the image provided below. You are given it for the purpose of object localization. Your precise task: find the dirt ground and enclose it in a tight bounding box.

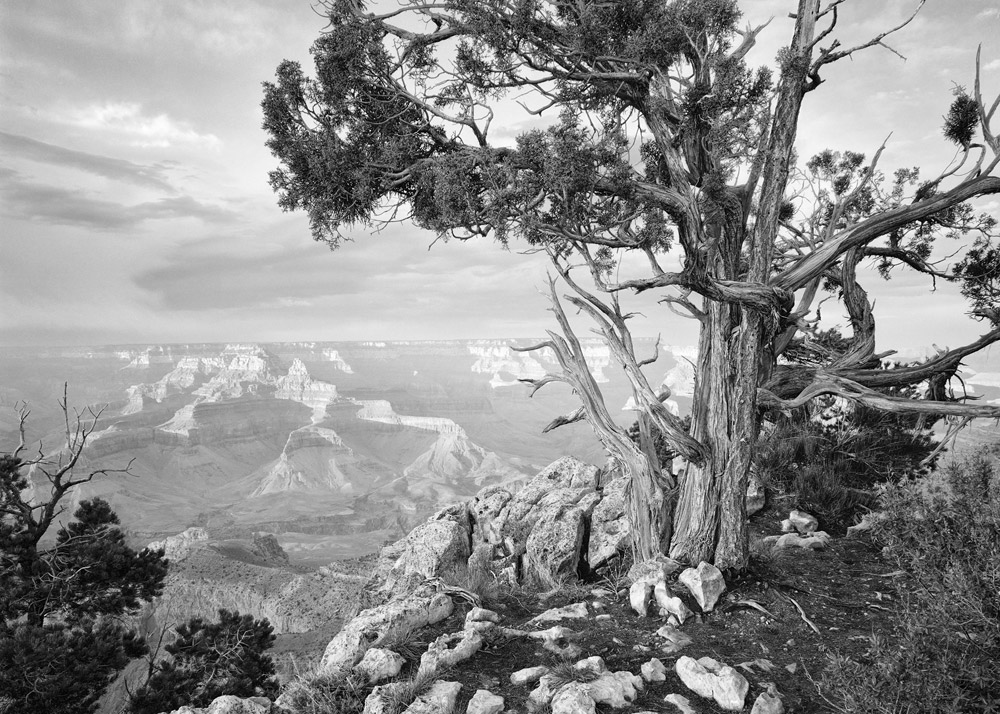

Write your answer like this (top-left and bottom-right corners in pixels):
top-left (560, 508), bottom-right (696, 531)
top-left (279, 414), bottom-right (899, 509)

top-left (407, 511), bottom-right (903, 713)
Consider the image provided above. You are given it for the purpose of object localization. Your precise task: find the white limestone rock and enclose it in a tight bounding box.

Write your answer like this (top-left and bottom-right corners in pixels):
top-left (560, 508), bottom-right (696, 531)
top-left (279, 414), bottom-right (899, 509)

top-left (527, 674), bottom-right (559, 711)
top-left (471, 487), bottom-right (513, 545)
top-left (529, 602), bottom-right (589, 624)
top-left (783, 509), bottom-right (819, 534)
top-left (641, 658), bottom-right (667, 682)
top-left (365, 682), bottom-right (408, 714)
top-left (374, 510), bottom-right (471, 594)
top-left (654, 581), bottom-right (693, 624)
top-left (524, 504), bottom-right (585, 588)
top-left (404, 680), bottom-right (462, 713)
top-left (751, 691), bottom-right (785, 714)
top-left (663, 693), bottom-right (697, 714)
top-left (627, 554), bottom-right (683, 584)
top-left (775, 531), bottom-right (831, 550)
top-left (678, 562), bottom-right (726, 612)
top-left (586, 670), bottom-right (644, 707)
top-left (588, 476), bottom-right (631, 569)
top-left (147, 527), bottom-right (209, 562)
top-left (319, 590), bottom-right (453, 676)
top-left (675, 656), bottom-right (749, 711)
top-left (629, 580), bottom-right (654, 616)
top-left (550, 684), bottom-right (597, 714)
top-left (510, 666), bottom-right (549, 686)
top-left (656, 624), bottom-right (693, 654)
top-left (418, 629), bottom-right (483, 677)
top-left (491, 457), bottom-right (596, 557)
top-left (205, 696), bottom-right (270, 714)
top-left (466, 607), bottom-right (501, 625)
top-left (354, 647), bottom-right (405, 683)
top-left (466, 689), bottom-right (505, 714)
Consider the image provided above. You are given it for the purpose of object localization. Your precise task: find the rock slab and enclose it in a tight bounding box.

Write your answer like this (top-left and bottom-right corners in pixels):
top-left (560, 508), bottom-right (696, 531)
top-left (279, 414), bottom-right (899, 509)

top-left (678, 562), bottom-right (726, 612)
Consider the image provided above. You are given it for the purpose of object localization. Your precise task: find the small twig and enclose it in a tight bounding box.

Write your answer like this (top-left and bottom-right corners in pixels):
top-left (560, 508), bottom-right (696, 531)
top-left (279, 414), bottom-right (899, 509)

top-left (802, 660), bottom-right (847, 713)
top-left (785, 594), bottom-right (821, 635)
top-left (731, 599), bottom-right (779, 620)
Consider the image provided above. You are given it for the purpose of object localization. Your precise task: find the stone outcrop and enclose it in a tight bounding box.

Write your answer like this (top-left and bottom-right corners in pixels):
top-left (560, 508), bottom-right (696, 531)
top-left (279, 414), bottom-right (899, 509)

top-left (675, 656), bottom-right (749, 711)
top-left (370, 506), bottom-right (472, 594)
top-left (318, 587), bottom-right (454, 676)
top-left (365, 456), bottom-right (638, 598)
top-left (147, 527), bottom-right (209, 562)
top-left (362, 457), bottom-right (640, 596)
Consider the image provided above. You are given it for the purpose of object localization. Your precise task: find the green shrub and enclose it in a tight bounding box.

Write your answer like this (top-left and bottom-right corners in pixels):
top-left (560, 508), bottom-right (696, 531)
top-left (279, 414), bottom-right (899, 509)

top-left (820, 451), bottom-right (1000, 713)
top-left (755, 398), bottom-right (937, 530)
top-left (129, 609), bottom-right (278, 714)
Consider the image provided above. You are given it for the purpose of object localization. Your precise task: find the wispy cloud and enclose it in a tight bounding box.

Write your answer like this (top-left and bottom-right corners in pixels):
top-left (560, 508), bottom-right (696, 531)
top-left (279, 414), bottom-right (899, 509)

top-left (0, 131), bottom-right (176, 191)
top-left (0, 171), bottom-right (235, 230)
top-left (67, 102), bottom-right (220, 149)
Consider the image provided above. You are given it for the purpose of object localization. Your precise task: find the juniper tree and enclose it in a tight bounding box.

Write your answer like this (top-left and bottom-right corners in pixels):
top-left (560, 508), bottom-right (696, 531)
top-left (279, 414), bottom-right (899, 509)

top-left (0, 395), bottom-right (168, 714)
top-left (128, 609), bottom-right (278, 714)
top-left (263, 0), bottom-right (1000, 570)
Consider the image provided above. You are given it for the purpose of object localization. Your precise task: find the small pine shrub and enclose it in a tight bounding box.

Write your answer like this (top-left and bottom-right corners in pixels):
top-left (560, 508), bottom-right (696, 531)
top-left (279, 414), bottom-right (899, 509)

top-left (820, 451), bottom-right (1000, 713)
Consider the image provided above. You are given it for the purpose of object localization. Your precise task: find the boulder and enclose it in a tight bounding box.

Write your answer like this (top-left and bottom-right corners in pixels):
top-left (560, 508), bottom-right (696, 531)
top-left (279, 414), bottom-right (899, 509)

top-left (656, 624), bottom-right (693, 653)
top-left (510, 665), bottom-right (549, 686)
top-left (404, 680), bottom-right (462, 713)
top-left (205, 696), bottom-right (270, 714)
top-left (471, 487), bottom-right (514, 545)
top-left (550, 684), bottom-right (597, 714)
top-left (674, 656), bottom-right (749, 711)
top-left (528, 602), bottom-right (589, 624)
top-left (584, 670), bottom-right (644, 707)
top-left (524, 505), bottom-right (585, 587)
top-left (418, 629), bottom-right (483, 677)
top-left (466, 607), bottom-right (501, 625)
top-left (528, 673), bottom-right (559, 711)
top-left (751, 691), bottom-right (785, 714)
top-left (663, 693), bottom-right (697, 714)
top-left (492, 458), bottom-right (595, 549)
top-left (466, 689), bottom-right (505, 714)
top-left (781, 509), bottom-right (819, 534)
top-left (629, 580), bottom-right (654, 616)
top-left (678, 562), bottom-right (726, 612)
top-left (373, 509), bottom-right (472, 594)
top-left (354, 647), bottom-right (405, 683)
top-left (654, 581), bottom-right (692, 624)
top-left (627, 554), bottom-right (682, 585)
top-left (588, 477), bottom-right (630, 569)
top-left (545, 456), bottom-right (600, 489)
top-left (641, 658), bottom-right (667, 682)
top-left (467, 542), bottom-right (496, 573)
top-left (775, 531), bottom-right (830, 550)
top-left (318, 589), bottom-right (453, 676)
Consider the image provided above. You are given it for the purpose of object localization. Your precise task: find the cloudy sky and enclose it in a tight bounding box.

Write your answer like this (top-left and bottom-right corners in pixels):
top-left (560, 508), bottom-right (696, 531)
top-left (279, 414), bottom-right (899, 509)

top-left (1, 1), bottom-right (999, 356)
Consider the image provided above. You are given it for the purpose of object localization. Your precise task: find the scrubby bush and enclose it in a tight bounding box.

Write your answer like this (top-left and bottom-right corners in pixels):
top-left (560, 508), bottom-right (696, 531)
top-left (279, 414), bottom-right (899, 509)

top-left (129, 609), bottom-right (278, 714)
top-left (820, 451), bottom-right (1000, 712)
top-left (1, 445), bottom-right (167, 714)
top-left (755, 394), bottom-right (938, 530)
